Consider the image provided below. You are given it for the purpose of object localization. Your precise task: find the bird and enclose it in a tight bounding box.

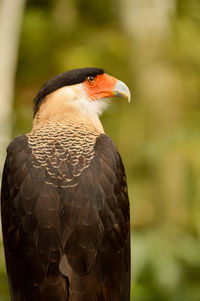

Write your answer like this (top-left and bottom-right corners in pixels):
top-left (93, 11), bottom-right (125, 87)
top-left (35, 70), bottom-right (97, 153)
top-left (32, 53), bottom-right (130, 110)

top-left (1, 67), bottom-right (131, 301)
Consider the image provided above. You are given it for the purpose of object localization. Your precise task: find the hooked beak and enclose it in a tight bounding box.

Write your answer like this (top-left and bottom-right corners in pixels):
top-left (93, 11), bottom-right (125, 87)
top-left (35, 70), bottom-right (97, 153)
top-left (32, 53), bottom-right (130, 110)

top-left (113, 80), bottom-right (131, 103)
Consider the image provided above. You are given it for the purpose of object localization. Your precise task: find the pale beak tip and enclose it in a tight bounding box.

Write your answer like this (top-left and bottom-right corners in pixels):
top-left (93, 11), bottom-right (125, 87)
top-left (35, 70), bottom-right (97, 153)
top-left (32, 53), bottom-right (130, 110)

top-left (113, 79), bottom-right (131, 103)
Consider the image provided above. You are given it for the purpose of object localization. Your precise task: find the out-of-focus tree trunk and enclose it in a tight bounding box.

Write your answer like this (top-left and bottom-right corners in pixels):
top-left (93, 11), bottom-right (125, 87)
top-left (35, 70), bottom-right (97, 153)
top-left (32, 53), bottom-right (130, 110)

top-left (121, 0), bottom-right (187, 226)
top-left (0, 0), bottom-right (26, 175)
top-left (121, 0), bottom-right (176, 132)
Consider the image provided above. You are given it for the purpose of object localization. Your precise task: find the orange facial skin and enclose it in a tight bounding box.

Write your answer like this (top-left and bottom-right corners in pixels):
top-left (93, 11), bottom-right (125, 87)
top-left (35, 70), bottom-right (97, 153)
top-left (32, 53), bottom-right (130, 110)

top-left (83, 73), bottom-right (117, 101)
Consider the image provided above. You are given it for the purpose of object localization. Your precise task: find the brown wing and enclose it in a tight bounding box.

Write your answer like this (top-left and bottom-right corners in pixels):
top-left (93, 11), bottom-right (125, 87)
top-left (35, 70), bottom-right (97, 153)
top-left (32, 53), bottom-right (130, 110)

top-left (1, 135), bottom-right (67, 301)
top-left (1, 134), bottom-right (130, 301)
top-left (59, 134), bottom-right (130, 300)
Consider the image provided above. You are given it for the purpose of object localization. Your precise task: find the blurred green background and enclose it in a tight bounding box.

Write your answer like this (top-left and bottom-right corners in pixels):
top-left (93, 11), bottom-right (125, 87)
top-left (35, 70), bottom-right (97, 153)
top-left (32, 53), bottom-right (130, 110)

top-left (1, 0), bottom-right (200, 300)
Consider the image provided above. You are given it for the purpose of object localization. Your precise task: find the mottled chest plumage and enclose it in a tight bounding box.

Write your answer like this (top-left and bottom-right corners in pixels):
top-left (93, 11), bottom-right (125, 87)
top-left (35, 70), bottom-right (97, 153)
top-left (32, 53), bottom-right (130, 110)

top-left (27, 120), bottom-right (100, 188)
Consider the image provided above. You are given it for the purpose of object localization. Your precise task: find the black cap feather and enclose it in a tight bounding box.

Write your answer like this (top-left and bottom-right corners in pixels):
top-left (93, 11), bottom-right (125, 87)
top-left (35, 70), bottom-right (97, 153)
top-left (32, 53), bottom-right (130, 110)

top-left (33, 67), bottom-right (104, 115)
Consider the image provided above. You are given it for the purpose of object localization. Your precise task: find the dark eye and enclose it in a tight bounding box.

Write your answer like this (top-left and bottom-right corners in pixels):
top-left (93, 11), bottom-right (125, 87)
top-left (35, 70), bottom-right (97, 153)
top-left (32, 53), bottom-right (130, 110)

top-left (87, 76), bottom-right (95, 84)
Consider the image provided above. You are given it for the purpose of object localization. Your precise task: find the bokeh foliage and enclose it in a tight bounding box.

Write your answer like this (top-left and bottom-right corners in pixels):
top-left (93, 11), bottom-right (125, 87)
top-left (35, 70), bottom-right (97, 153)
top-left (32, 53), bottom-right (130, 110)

top-left (1, 0), bottom-right (200, 300)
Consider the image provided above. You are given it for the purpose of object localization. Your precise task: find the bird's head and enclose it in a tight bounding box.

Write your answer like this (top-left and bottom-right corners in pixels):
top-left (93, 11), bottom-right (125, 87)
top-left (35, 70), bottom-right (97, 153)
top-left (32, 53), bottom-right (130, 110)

top-left (33, 68), bottom-right (131, 131)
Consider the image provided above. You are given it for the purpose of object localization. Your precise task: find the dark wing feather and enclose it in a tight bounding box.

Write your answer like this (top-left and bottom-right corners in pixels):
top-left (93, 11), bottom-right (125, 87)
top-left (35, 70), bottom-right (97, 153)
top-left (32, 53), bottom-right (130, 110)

top-left (59, 134), bottom-right (130, 300)
top-left (1, 136), bottom-right (67, 301)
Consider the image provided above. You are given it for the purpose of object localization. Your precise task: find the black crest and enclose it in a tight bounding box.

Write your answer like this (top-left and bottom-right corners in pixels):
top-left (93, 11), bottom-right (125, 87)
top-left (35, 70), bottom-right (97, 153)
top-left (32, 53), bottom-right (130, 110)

top-left (33, 67), bottom-right (104, 115)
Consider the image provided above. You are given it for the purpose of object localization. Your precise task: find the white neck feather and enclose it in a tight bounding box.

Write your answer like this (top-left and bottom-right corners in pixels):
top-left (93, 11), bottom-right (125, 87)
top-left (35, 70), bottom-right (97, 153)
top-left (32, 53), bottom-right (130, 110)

top-left (33, 84), bottom-right (109, 134)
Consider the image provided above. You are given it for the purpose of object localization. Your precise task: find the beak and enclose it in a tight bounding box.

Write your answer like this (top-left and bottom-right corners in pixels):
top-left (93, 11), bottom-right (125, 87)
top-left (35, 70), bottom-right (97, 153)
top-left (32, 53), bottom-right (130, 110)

top-left (113, 80), bottom-right (131, 103)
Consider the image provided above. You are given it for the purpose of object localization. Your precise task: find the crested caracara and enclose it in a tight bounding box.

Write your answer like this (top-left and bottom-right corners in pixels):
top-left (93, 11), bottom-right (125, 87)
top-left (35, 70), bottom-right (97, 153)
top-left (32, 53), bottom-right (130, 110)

top-left (1, 67), bottom-right (131, 301)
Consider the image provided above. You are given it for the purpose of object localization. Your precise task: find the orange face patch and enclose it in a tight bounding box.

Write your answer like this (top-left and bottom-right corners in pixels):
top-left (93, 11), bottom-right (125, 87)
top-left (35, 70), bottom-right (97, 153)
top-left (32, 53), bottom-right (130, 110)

top-left (83, 73), bottom-right (117, 101)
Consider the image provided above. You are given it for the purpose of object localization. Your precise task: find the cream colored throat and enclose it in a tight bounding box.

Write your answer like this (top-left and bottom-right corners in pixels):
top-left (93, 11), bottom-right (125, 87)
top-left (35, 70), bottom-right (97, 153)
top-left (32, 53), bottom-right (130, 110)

top-left (33, 86), bottom-right (106, 133)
